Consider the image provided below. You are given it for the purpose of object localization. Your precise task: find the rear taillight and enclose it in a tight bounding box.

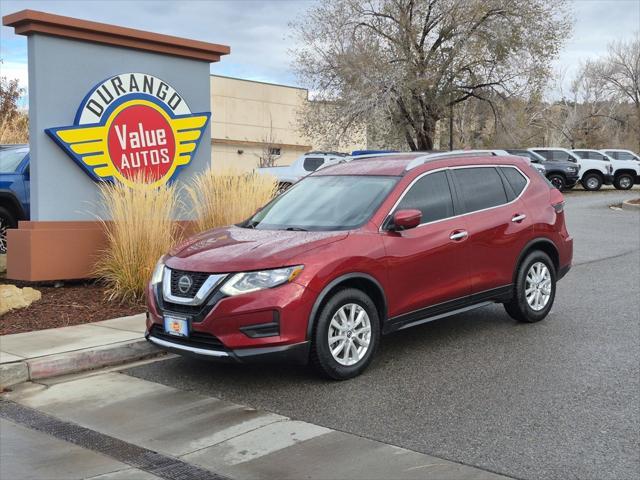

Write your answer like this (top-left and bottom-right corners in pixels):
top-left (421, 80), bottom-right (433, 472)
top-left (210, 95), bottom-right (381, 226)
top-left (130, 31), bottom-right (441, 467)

top-left (550, 187), bottom-right (565, 212)
top-left (553, 201), bottom-right (565, 213)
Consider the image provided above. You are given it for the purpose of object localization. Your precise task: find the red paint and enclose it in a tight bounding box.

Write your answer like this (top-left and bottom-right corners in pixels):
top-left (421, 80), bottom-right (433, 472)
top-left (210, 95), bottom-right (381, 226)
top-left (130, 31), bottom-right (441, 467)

top-left (147, 155), bottom-right (573, 352)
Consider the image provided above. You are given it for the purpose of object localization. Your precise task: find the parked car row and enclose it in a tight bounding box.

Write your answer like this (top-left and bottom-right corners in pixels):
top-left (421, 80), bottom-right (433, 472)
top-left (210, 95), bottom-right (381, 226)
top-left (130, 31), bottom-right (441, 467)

top-left (257, 148), bottom-right (640, 194)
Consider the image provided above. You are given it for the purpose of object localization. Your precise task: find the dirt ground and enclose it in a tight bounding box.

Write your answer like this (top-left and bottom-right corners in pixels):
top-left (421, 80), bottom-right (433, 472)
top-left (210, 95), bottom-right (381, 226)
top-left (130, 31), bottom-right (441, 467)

top-left (0, 279), bottom-right (144, 335)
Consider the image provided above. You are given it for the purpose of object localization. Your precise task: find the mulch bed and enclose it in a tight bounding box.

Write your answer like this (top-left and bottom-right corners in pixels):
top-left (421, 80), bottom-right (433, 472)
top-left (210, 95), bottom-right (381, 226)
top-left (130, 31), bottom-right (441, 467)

top-left (0, 279), bottom-right (144, 336)
top-left (628, 198), bottom-right (640, 205)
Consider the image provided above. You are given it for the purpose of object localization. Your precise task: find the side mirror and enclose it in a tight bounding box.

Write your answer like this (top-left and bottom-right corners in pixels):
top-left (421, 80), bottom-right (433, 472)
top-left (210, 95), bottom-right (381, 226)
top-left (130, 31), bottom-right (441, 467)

top-left (391, 209), bottom-right (422, 231)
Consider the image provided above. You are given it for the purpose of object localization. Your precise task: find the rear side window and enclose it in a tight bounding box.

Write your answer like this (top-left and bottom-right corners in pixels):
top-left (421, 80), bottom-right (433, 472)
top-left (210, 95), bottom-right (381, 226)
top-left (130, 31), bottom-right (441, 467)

top-left (303, 157), bottom-right (325, 172)
top-left (454, 167), bottom-right (508, 213)
top-left (397, 171), bottom-right (454, 223)
top-left (500, 167), bottom-right (528, 196)
top-left (616, 152), bottom-right (636, 160)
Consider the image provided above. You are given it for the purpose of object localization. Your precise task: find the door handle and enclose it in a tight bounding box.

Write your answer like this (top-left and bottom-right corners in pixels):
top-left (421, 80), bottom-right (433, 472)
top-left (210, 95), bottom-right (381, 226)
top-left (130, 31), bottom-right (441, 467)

top-left (449, 230), bottom-right (468, 241)
top-left (512, 214), bottom-right (527, 223)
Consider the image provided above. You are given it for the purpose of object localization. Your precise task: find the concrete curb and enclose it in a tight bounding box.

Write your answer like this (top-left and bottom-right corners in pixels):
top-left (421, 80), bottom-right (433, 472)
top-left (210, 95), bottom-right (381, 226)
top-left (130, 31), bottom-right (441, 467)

top-left (621, 199), bottom-right (640, 211)
top-left (1, 339), bottom-right (162, 389)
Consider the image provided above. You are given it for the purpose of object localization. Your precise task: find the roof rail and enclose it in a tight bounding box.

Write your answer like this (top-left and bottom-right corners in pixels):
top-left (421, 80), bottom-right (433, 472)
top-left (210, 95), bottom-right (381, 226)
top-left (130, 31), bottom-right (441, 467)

top-left (404, 149), bottom-right (509, 170)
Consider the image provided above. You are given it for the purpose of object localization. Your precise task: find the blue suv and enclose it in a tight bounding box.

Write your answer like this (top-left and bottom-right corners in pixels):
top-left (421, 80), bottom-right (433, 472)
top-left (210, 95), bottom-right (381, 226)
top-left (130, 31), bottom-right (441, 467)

top-left (0, 144), bottom-right (30, 253)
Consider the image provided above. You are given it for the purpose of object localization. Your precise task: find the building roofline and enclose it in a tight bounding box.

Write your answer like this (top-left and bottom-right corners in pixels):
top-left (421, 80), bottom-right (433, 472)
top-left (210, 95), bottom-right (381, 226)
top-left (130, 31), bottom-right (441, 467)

top-left (211, 74), bottom-right (307, 92)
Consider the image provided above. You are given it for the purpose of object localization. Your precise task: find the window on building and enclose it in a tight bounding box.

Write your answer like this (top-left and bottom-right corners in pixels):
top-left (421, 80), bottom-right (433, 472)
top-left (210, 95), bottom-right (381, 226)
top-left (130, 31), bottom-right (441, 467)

top-left (269, 147), bottom-right (281, 156)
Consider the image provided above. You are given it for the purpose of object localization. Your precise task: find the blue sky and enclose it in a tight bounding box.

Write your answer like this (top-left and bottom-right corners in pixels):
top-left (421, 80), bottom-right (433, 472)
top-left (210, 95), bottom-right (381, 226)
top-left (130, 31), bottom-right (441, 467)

top-left (1, 0), bottom-right (639, 107)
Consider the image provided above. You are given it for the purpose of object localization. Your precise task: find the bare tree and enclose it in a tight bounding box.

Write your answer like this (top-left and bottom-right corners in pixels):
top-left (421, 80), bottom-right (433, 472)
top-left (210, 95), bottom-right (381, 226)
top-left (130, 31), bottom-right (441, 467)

top-left (0, 60), bottom-right (28, 143)
top-left (256, 116), bottom-right (280, 168)
top-left (292, 0), bottom-right (571, 150)
top-left (592, 36), bottom-right (640, 150)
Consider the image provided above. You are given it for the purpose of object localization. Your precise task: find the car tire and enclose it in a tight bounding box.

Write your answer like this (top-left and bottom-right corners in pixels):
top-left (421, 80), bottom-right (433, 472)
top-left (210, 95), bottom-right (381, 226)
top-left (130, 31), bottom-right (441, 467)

top-left (547, 174), bottom-right (566, 191)
top-left (0, 206), bottom-right (17, 254)
top-left (310, 288), bottom-right (380, 380)
top-left (581, 173), bottom-right (603, 191)
top-left (504, 251), bottom-right (556, 323)
top-left (613, 173), bottom-right (634, 190)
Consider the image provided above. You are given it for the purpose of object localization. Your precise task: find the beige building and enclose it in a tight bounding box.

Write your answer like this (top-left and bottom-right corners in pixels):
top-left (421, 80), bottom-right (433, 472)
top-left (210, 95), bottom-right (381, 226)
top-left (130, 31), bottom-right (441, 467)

top-left (210, 75), bottom-right (364, 171)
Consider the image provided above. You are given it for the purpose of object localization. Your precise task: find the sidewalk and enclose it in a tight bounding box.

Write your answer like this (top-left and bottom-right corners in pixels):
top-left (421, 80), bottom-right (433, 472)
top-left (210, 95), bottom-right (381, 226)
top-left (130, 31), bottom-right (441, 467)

top-left (0, 314), bottom-right (161, 388)
top-left (2, 371), bottom-right (512, 480)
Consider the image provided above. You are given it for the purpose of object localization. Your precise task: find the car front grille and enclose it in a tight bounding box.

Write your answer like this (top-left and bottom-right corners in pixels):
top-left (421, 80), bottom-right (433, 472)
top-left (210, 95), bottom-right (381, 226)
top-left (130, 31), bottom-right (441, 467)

top-left (169, 269), bottom-right (210, 298)
top-left (149, 324), bottom-right (225, 350)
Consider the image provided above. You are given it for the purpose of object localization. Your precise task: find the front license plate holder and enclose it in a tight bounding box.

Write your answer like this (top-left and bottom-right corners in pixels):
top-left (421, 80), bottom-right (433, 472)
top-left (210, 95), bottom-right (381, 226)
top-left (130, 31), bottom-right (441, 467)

top-left (163, 315), bottom-right (190, 338)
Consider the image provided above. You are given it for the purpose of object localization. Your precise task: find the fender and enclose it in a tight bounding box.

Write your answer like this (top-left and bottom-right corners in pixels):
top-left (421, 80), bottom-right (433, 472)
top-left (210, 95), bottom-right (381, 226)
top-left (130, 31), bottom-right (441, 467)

top-left (513, 237), bottom-right (559, 283)
top-left (0, 190), bottom-right (27, 220)
top-left (306, 272), bottom-right (388, 340)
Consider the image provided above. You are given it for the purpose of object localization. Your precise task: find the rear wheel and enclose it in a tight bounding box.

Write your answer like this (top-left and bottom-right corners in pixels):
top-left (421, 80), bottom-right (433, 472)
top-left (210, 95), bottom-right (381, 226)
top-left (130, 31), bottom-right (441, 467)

top-left (310, 288), bottom-right (380, 380)
top-left (0, 207), bottom-right (17, 254)
top-left (581, 173), bottom-right (603, 191)
top-left (548, 174), bottom-right (566, 191)
top-left (614, 173), bottom-right (634, 190)
top-left (504, 251), bottom-right (556, 323)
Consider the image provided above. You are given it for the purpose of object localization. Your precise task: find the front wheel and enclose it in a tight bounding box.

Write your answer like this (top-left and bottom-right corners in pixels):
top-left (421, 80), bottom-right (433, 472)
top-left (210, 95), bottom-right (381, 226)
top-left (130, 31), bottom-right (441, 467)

top-left (0, 206), bottom-right (17, 254)
top-left (548, 174), bottom-right (566, 191)
top-left (504, 251), bottom-right (556, 323)
top-left (581, 173), bottom-right (603, 191)
top-left (310, 288), bottom-right (380, 380)
top-left (614, 173), bottom-right (634, 190)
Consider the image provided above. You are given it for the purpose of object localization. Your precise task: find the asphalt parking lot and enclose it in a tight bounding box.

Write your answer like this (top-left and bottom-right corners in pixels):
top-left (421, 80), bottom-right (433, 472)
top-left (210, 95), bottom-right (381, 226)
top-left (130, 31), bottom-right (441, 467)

top-left (128, 189), bottom-right (640, 480)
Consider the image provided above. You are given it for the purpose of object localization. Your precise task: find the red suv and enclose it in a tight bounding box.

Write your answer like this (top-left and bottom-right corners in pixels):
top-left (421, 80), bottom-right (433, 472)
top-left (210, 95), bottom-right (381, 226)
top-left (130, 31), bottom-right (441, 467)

top-left (146, 153), bottom-right (573, 379)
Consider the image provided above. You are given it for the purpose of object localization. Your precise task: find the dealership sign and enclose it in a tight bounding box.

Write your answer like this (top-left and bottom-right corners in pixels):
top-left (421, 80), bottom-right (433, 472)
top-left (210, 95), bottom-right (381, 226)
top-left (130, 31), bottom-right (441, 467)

top-left (46, 73), bottom-right (210, 187)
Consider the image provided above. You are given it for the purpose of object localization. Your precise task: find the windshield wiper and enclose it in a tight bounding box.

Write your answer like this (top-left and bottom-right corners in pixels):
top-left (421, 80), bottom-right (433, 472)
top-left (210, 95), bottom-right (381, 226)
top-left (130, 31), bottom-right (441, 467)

top-left (284, 227), bottom-right (308, 231)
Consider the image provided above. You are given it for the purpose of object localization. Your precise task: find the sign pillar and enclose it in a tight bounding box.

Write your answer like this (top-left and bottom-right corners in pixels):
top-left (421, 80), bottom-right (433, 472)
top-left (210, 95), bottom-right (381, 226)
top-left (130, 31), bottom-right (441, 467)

top-left (2, 10), bottom-right (229, 280)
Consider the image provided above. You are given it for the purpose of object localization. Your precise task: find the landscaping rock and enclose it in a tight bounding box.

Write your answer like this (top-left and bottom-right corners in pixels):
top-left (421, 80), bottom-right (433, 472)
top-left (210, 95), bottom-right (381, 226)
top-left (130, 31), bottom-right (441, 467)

top-left (0, 285), bottom-right (42, 316)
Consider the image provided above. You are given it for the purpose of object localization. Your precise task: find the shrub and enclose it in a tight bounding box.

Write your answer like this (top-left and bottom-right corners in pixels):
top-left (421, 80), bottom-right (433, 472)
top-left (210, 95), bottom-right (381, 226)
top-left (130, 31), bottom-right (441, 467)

top-left (186, 167), bottom-right (278, 233)
top-left (94, 176), bottom-right (181, 302)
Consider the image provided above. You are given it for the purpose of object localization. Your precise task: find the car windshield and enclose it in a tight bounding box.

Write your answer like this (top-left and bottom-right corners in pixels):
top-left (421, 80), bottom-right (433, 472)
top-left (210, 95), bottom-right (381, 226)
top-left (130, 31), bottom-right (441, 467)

top-left (243, 175), bottom-right (398, 231)
top-left (0, 147), bottom-right (28, 173)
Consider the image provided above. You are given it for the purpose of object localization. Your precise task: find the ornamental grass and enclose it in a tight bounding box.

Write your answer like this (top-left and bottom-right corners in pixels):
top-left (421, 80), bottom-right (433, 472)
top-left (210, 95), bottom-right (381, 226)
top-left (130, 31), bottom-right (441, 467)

top-left (186, 167), bottom-right (278, 233)
top-left (94, 174), bottom-right (182, 302)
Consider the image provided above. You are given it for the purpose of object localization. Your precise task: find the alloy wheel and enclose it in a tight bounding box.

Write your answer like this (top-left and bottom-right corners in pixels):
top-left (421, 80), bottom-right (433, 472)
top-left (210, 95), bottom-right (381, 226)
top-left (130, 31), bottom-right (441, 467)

top-left (328, 303), bottom-right (371, 366)
top-left (586, 177), bottom-right (599, 189)
top-left (550, 177), bottom-right (563, 189)
top-left (525, 262), bottom-right (552, 311)
top-left (619, 176), bottom-right (632, 189)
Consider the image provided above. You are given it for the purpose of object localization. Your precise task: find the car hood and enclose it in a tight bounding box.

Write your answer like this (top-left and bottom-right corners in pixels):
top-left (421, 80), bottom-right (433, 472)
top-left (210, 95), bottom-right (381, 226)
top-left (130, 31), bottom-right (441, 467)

top-left (166, 226), bottom-right (348, 272)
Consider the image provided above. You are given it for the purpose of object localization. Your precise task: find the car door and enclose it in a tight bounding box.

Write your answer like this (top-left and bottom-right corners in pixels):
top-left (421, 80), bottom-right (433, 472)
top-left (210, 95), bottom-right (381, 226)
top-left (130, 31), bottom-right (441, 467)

top-left (382, 170), bottom-right (472, 319)
top-left (450, 166), bottom-right (533, 295)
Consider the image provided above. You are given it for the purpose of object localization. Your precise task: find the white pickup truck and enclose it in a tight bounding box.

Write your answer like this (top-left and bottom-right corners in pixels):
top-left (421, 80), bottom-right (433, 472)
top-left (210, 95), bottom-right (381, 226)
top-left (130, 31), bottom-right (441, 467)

top-left (573, 149), bottom-right (640, 190)
top-left (256, 152), bottom-right (347, 192)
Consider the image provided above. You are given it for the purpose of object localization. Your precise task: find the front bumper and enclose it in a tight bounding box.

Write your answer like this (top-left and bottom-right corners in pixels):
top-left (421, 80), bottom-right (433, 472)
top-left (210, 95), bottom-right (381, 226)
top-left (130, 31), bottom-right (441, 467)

top-left (565, 173), bottom-right (580, 187)
top-left (145, 330), bottom-right (310, 364)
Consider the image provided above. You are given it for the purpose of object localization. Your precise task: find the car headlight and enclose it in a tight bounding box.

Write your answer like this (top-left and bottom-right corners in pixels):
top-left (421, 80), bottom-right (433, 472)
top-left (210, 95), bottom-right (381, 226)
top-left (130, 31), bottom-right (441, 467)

top-left (220, 266), bottom-right (304, 296)
top-left (566, 166), bottom-right (577, 172)
top-left (150, 258), bottom-right (165, 285)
